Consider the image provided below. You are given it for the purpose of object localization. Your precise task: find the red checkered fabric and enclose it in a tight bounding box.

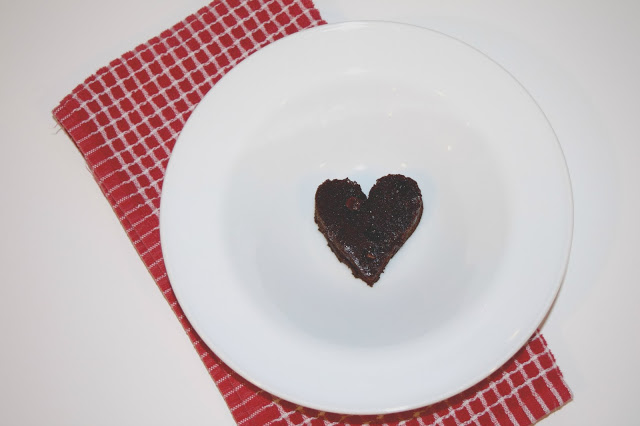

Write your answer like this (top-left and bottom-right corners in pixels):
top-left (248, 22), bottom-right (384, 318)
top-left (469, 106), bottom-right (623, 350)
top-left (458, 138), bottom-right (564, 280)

top-left (53, 1), bottom-right (572, 424)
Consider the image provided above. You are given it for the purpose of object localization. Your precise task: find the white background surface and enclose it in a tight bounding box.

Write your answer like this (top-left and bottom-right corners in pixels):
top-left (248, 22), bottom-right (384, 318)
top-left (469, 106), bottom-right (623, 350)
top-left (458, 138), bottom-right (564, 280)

top-left (0, 0), bottom-right (638, 425)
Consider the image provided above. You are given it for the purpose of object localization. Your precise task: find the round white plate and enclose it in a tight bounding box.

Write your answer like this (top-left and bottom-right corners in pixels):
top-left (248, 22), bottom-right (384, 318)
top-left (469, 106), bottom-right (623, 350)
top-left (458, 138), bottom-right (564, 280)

top-left (160, 22), bottom-right (573, 414)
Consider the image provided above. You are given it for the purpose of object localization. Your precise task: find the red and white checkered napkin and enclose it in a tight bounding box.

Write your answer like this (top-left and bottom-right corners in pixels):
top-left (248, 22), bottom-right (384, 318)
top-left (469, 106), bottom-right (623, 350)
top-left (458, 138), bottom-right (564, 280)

top-left (53, 0), bottom-right (572, 424)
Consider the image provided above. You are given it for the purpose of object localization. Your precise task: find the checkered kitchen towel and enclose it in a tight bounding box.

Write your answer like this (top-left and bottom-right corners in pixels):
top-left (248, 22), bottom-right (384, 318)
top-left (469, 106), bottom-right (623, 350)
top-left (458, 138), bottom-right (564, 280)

top-left (53, 0), bottom-right (572, 424)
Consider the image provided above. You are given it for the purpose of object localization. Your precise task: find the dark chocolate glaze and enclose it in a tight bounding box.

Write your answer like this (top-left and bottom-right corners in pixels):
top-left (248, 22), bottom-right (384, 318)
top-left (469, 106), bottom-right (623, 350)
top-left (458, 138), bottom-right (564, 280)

top-left (315, 175), bottom-right (423, 286)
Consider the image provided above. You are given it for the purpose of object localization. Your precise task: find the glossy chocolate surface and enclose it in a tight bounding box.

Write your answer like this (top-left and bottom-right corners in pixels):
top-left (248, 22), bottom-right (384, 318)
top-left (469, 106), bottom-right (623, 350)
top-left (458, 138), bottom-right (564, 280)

top-left (315, 175), bottom-right (423, 285)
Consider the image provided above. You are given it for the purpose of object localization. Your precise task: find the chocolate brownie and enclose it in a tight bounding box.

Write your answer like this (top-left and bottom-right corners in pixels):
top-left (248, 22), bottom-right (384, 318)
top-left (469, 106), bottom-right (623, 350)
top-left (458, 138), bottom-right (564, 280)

top-left (314, 174), bottom-right (423, 286)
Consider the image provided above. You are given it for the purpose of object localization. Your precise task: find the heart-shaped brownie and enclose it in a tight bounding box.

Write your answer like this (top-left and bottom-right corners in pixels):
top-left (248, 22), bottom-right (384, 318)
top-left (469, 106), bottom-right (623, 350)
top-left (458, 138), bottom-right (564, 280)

top-left (315, 174), bottom-right (423, 286)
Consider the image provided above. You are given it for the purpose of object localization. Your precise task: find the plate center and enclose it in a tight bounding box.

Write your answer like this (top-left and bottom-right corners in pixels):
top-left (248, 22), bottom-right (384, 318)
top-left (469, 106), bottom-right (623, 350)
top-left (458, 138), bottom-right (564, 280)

top-left (221, 79), bottom-right (510, 347)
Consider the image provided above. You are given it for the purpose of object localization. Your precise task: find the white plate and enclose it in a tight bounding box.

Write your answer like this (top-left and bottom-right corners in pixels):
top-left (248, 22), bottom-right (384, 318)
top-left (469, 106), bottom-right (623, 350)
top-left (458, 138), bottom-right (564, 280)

top-left (160, 22), bottom-right (573, 414)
